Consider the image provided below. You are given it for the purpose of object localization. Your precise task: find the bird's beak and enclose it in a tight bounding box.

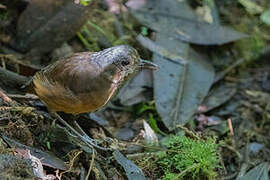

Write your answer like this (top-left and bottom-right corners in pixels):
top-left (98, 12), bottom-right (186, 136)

top-left (139, 59), bottom-right (159, 70)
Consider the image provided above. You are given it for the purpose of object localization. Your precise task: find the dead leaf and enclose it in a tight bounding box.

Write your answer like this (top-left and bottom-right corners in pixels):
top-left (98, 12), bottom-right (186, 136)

top-left (202, 84), bottom-right (237, 112)
top-left (113, 150), bottom-right (146, 180)
top-left (14, 0), bottom-right (93, 62)
top-left (132, 0), bottom-right (247, 45)
top-left (135, 0), bottom-right (215, 130)
top-left (2, 135), bottom-right (67, 170)
top-left (138, 34), bottom-right (214, 130)
top-left (238, 162), bottom-right (269, 180)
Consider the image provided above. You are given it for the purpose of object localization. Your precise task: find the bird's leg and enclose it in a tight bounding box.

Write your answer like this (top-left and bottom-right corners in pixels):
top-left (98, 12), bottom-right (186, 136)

top-left (69, 120), bottom-right (101, 145)
top-left (51, 112), bottom-right (111, 151)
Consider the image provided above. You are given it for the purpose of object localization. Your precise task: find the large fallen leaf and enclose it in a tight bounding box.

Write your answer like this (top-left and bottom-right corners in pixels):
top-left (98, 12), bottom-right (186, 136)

top-left (131, 0), bottom-right (198, 20)
top-left (238, 162), bottom-right (269, 180)
top-left (202, 84), bottom-right (237, 112)
top-left (134, 0), bottom-right (215, 130)
top-left (137, 35), bottom-right (214, 130)
top-left (153, 35), bottom-right (214, 130)
top-left (119, 0), bottom-right (193, 107)
top-left (113, 150), bottom-right (146, 180)
top-left (132, 0), bottom-right (247, 45)
top-left (14, 0), bottom-right (93, 62)
top-left (1, 134), bottom-right (67, 170)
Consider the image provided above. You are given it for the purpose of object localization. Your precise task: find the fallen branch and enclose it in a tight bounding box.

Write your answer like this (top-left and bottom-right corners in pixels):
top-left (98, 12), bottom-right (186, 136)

top-left (0, 88), bottom-right (12, 103)
top-left (0, 66), bottom-right (30, 87)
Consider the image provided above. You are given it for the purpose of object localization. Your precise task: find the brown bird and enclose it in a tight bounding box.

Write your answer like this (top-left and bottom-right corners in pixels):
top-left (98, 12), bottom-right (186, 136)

top-left (31, 45), bottom-right (157, 150)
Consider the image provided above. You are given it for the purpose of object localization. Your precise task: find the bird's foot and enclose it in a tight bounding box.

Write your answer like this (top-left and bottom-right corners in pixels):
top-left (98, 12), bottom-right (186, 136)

top-left (52, 112), bottom-right (111, 151)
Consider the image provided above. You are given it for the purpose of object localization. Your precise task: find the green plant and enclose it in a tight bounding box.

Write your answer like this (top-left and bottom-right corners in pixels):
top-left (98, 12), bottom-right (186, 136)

top-left (158, 135), bottom-right (220, 180)
top-left (140, 26), bottom-right (148, 36)
top-left (135, 101), bottom-right (156, 115)
top-left (79, 0), bottom-right (92, 6)
top-left (134, 102), bottom-right (167, 135)
top-left (148, 113), bottom-right (167, 136)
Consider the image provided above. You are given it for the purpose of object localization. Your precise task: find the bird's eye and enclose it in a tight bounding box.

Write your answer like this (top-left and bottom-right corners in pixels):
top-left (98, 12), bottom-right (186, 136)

top-left (121, 60), bottom-right (130, 66)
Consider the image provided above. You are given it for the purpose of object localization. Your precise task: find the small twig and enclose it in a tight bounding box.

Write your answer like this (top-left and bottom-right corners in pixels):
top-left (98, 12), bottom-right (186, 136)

top-left (176, 125), bottom-right (200, 140)
top-left (0, 54), bottom-right (41, 71)
top-left (85, 151), bottom-right (96, 180)
top-left (218, 147), bottom-right (227, 175)
top-left (241, 100), bottom-right (264, 114)
top-left (220, 144), bottom-right (242, 160)
top-left (6, 94), bottom-right (39, 100)
top-left (127, 152), bottom-right (164, 160)
top-left (59, 150), bottom-right (83, 179)
top-left (214, 58), bottom-right (245, 84)
top-left (0, 106), bottom-right (34, 112)
top-left (223, 172), bottom-right (237, 180)
top-left (172, 62), bottom-right (188, 126)
top-left (0, 66), bottom-right (30, 87)
top-left (0, 88), bottom-right (12, 103)
top-left (227, 118), bottom-right (234, 136)
top-left (236, 139), bottom-right (251, 179)
top-left (127, 142), bottom-right (186, 154)
top-left (172, 163), bottom-right (200, 180)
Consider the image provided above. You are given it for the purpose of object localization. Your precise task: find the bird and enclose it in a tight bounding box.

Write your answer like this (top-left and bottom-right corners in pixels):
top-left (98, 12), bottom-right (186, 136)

top-left (30, 45), bottom-right (158, 150)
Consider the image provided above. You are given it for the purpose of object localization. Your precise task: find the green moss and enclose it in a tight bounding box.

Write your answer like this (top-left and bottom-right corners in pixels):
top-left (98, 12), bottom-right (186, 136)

top-left (158, 135), bottom-right (220, 180)
top-left (231, 13), bottom-right (268, 62)
top-left (234, 33), bottom-right (264, 62)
